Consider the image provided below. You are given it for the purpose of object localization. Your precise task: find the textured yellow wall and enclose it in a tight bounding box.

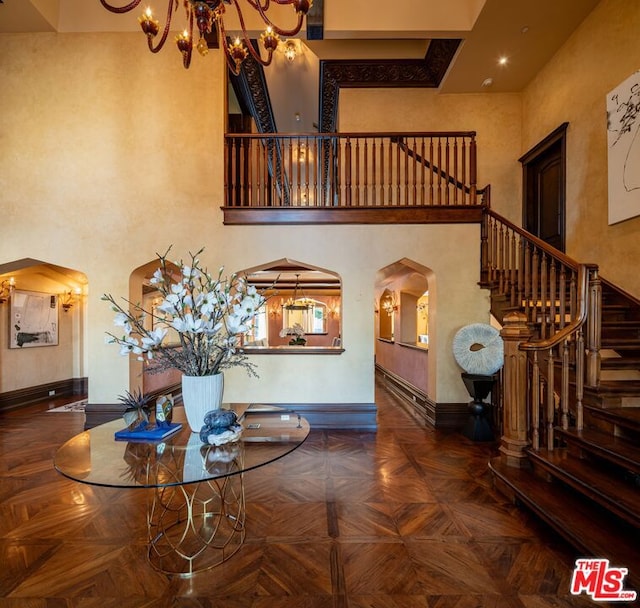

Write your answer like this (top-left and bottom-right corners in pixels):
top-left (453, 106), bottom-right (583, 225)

top-left (0, 32), bottom-right (224, 401)
top-left (522, 0), bottom-right (640, 296)
top-left (0, 32), bottom-right (491, 406)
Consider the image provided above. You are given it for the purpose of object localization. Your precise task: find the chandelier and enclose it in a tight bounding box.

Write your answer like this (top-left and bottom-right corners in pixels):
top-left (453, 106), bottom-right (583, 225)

top-left (283, 274), bottom-right (313, 311)
top-left (99, 0), bottom-right (312, 73)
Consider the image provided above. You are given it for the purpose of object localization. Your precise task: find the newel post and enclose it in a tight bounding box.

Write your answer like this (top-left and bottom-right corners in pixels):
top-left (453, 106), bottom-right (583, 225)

top-left (499, 312), bottom-right (532, 468)
top-left (586, 267), bottom-right (601, 387)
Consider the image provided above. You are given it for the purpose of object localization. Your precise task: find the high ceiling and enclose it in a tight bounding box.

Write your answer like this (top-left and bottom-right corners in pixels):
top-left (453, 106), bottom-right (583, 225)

top-left (0, 0), bottom-right (600, 94)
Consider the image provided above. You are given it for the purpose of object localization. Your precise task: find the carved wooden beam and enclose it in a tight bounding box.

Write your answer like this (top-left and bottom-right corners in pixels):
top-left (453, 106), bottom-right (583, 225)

top-left (319, 39), bottom-right (461, 133)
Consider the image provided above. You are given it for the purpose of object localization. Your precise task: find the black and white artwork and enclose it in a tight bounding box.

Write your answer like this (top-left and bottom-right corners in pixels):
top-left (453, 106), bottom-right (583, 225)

top-left (10, 290), bottom-right (59, 348)
top-left (607, 70), bottom-right (640, 224)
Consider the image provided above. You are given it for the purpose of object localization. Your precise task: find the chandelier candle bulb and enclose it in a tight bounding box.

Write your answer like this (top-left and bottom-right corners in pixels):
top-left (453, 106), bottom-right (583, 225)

top-left (138, 8), bottom-right (159, 37)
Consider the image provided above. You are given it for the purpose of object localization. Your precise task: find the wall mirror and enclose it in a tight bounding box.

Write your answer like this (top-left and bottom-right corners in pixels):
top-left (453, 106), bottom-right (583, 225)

top-left (240, 259), bottom-right (342, 352)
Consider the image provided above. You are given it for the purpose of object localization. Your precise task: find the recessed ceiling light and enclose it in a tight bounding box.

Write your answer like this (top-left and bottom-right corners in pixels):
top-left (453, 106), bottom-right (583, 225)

top-left (498, 56), bottom-right (509, 66)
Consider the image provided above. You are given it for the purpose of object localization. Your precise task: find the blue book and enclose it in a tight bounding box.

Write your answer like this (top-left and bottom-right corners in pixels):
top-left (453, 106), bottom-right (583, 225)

top-left (114, 422), bottom-right (182, 442)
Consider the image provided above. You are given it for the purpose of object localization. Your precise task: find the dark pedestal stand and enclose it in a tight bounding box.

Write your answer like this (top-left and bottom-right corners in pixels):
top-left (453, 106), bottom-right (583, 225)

top-left (461, 373), bottom-right (496, 441)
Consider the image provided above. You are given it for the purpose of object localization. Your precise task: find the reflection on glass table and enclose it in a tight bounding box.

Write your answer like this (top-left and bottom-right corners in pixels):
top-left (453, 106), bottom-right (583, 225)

top-left (54, 404), bottom-right (310, 576)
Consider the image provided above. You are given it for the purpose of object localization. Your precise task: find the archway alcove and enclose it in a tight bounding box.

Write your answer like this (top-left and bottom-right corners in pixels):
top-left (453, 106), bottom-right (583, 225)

top-left (375, 259), bottom-right (436, 421)
top-left (128, 259), bottom-right (182, 398)
top-left (0, 258), bottom-right (88, 409)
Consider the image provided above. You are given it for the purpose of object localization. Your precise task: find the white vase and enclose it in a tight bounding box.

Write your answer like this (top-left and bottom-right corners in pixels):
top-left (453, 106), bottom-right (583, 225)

top-left (181, 373), bottom-right (224, 433)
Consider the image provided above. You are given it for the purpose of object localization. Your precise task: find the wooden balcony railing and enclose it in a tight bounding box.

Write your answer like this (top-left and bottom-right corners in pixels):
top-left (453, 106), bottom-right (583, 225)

top-left (223, 132), bottom-right (487, 224)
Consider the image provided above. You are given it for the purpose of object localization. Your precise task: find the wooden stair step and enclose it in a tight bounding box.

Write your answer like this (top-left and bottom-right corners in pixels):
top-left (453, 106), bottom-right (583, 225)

top-left (489, 457), bottom-right (640, 585)
top-left (527, 448), bottom-right (639, 528)
top-left (601, 357), bottom-right (640, 370)
top-left (602, 318), bottom-right (640, 325)
top-left (601, 337), bottom-right (640, 350)
top-left (586, 379), bottom-right (640, 395)
top-left (584, 404), bottom-right (640, 434)
top-left (555, 426), bottom-right (640, 474)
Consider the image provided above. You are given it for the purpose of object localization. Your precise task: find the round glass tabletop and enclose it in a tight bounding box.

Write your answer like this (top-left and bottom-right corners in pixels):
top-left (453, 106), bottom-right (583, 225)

top-left (54, 403), bottom-right (310, 489)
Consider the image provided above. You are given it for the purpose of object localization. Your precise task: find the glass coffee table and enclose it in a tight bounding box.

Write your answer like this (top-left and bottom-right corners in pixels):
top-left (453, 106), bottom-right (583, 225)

top-left (54, 403), bottom-right (309, 576)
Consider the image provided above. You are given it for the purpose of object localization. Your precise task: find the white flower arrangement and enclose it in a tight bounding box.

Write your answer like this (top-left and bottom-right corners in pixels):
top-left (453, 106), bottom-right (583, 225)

top-left (279, 323), bottom-right (306, 345)
top-left (102, 247), bottom-right (266, 377)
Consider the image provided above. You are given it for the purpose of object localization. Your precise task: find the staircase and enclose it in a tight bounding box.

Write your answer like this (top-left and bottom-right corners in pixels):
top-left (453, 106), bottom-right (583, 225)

top-left (483, 210), bottom-right (640, 586)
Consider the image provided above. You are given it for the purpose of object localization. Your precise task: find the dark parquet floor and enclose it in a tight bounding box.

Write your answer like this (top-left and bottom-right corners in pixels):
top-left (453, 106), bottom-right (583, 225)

top-left (0, 378), bottom-right (610, 607)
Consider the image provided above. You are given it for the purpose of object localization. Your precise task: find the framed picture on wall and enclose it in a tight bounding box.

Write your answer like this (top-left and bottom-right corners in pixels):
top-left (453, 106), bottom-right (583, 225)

top-left (9, 289), bottom-right (59, 348)
top-left (607, 70), bottom-right (640, 224)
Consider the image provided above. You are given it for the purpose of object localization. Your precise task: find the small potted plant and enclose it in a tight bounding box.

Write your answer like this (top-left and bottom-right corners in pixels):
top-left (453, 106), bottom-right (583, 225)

top-left (118, 389), bottom-right (153, 431)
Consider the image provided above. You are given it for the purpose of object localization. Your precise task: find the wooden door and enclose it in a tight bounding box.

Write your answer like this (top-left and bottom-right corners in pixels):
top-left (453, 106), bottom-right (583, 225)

top-left (520, 123), bottom-right (568, 252)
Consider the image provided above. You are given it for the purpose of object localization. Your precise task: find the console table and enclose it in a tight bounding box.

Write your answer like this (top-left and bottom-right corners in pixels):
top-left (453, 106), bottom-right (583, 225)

top-left (54, 403), bottom-right (309, 576)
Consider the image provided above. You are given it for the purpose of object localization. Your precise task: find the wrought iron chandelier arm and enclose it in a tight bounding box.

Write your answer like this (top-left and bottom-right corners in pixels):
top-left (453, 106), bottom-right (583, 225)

top-left (99, 0), bottom-right (143, 14)
top-left (245, 0), bottom-right (271, 12)
top-left (245, 38), bottom-right (275, 67)
top-left (147, 21), bottom-right (171, 53)
top-left (147, 11), bottom-right (174, 54)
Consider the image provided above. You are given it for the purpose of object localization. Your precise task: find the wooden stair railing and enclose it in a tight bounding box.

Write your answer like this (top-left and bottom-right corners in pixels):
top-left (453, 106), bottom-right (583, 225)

top-left (482, 210), bottom-right (601, 452)
top-left (486, 210), bottom-right (640, 584)
top-left (519, 264), bottom-right (591, 450)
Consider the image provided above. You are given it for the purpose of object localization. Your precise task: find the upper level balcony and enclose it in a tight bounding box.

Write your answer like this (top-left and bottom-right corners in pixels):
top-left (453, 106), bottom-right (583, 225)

top-left (222, 131), bottom-right (489, 225)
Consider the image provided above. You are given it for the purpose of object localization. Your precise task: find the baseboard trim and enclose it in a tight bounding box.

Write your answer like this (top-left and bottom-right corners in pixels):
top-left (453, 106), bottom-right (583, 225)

top-left (258, 402), bottom-right (378, 431)
top-left (375, 365), bottom-right (467, 429)
top-left (85, 397), bottom-right (377, 431)
top-left (0, 378), bottom-right (87, 412)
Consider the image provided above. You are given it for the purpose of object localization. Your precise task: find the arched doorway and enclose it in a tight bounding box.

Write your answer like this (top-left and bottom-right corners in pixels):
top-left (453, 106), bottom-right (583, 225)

top-left (0, 258), bottom-right (88, 408)
top-left (375, 258), bottom-right (436, 424)
top-left (128, 259), bottom-right (182, 397)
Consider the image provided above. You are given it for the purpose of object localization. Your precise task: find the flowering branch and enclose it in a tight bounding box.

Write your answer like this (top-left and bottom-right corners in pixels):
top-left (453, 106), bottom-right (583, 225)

top-left (103, 247), bottom-right (266, 377)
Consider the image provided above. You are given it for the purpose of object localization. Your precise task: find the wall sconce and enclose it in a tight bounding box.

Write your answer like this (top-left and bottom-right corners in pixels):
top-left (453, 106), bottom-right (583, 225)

top-left (382, 292), bottom-right (398, 315)
top-left (328, 298), bottom-right (340, 318)
top-left (60, 291), bottom-right (74, 312)
top-left (298, 143), bottom-right (307, 162)
top-left (269, 303), bottom-right (281, 317)
top-left (0, 277), bottom-right (15, 303)
top-left (60, 287), bottom-right (82, 312)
